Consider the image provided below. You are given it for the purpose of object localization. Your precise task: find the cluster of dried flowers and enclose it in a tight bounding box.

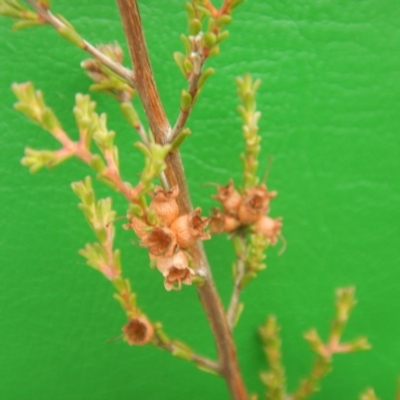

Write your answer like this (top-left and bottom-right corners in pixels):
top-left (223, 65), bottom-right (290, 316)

top-left (210, 179), bottom-right (282, 243)
top-left (125, 185), bottom-right (210, 291)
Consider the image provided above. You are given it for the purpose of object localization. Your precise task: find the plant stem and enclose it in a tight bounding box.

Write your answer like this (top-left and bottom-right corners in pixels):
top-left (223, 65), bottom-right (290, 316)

top-left (116, 1), bottom-right (248, 398)
top-left (51, 127), bottom-right (135, 202)
top-left (226, 233), bottom-right (246, 330)
top-left (26, 0), bottom-right (135, 86)
top-left (169, 58), bottom-right (204, 142)
top-left (154, 340), bottom-right (220, 374)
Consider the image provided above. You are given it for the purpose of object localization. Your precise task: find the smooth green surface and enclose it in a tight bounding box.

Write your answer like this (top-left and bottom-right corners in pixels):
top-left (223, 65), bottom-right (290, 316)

top-left (1, 1), bottom-right (400, 399)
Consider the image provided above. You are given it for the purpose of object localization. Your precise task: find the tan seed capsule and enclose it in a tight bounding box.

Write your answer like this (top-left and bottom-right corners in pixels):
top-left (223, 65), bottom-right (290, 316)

top-left (212, 180), bottom-right (241, 215)
top-left (170, 207), bottom-right (210, 248)
top-left (238, 184), bottom-right (277, 224)
top-left (155, 251), bottom-right (195, 291)
top-left (210, 208), bottom-right (240, 234)
top-left (122, 316), bottom-right (154, 346)
top-left (254, 215), bottom-right (282, 245)
top-left (149, 185), bottom-right (179, 226)
top-left (141, 226), bottom-right (177, 257)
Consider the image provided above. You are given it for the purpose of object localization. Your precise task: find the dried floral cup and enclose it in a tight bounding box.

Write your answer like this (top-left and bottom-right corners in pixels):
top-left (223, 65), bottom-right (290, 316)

top-left (155, 250), bottom-right (195, 291)
top-left (210, 208), bottom-right (240, 234)
top-left (254, 215), bottom-right (282, 245)
top-left (212, 179), bottom-right (241, 215)
top-left (238, 185), bottom-right (277, 225)
top-left (149, 185), bottom-right (180, 226)
top-left (170, 207), bottom-right (210, 248)
top-left (141, 226), bottom-right (177, 257)
top-left (122, 316), bottom-right (154, 346)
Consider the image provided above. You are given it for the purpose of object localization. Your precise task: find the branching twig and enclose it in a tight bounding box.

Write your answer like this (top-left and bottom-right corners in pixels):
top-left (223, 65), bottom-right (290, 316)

top-left (25, 0), bottom-right (135, 86)
top-left (116, 1), bottom-right (248, 399)
top-left (63, 127), bottom-right (136, 201)
top-left (226, 233), bottom-right (246, 330)
top-left (169, 56), bottom-right (204, 142)
top-left (153, 337), bottom-right (220, 374)
top-left (289, 288), bottom-right (370, 400)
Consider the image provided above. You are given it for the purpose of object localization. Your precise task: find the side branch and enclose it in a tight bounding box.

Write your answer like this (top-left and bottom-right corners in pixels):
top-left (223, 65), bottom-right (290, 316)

top-left (25, 0), bottom-right (135, 86)
top-left (153, 338), bottom-right (221, 374)
top-left (226, 233), bottom-right (247, 329)
top-left (169, 56), bottom-right (205, 142)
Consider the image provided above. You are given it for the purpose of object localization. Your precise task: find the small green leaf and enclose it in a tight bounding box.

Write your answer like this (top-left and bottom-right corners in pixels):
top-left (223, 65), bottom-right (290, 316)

top-left (89, 154), bottom-right (106, 173)
top-left (0, 6), bottom-right (22, 18)
top-left (216, 15), bottom-right (232, 29)
top-left (196, 364), bottom-right (219, 376)
top-left (120, 102), bottom-right (140, 129)
top-left (208, 45), bottom-right (220, 56)
top-left (203, 31), bottom-right (217, 47)
top-left (173, 51), bottom-right (187, 77)
top-left (184, 1), bottom-right (195, 19)
top-left (55, 13), bottom-right (75, 30)
top-left (180, 89), bottom-right (192, 111)
top-left (180, 34), bottom-right (191, 55)
top-left (170, 128), bottom-right (191, 150)
top-left (58, 25), bottom-right (84, 48)
top-left (188, 18), bottom-right (201, 35)
top-left (216, 30), bottom-right (229, 43)
top-left (197, 67), bottom-right (214, 89)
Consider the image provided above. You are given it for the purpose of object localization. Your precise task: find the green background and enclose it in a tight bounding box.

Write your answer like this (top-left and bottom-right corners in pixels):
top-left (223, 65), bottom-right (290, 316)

top-left (1, 0), bottom-right (399, 399)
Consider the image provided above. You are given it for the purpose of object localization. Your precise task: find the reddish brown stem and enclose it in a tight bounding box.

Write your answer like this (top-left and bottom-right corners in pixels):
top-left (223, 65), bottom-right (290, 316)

top-left (170, 60), bottom-right (204, 142)
top-left (115, 1), bottom-right (248, 399)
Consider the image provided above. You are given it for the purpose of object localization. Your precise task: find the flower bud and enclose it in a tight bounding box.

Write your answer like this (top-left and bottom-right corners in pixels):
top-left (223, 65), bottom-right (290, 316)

top-left (170, 207), bottom-right (210, 248)
top-left (210, 208), bottom-right (240, 234)
top-left (155, 250), bottom-right (195, 291)
top-left (254, 215), bottom-right (282, 245)
top-left (149, 185), bottom-right (179, 226)
top-left (238, 184), bottom-right (277, 224)
top-left (141, 227), bottom-right (177, 257)
top-left (212, 180), bottom-right (241, 215)
top-left (122, 316), bottom-right (154, 345)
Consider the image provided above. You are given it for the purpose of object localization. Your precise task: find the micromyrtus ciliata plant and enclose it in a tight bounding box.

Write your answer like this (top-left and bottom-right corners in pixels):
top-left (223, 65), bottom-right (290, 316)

top-left (2, 0), bottom-right (393, 399)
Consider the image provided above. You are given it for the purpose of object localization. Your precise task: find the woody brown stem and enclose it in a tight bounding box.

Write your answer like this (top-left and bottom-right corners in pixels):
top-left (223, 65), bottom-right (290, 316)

top-left (116, 1), bottom-right (248, 399)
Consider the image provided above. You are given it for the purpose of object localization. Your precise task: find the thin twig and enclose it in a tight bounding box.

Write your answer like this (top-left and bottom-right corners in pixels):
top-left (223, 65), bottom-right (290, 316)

top-left (25, 0), bottom-right (135, 86)
top-left (226, 233), bottom-right (246, 330)
top-left (52, 127), bottom-right (136, 202)
top-left (154, 340), bottom-right (221, 374)
top-left (133, 120), bottom-right (149, 146)
top-left (116, 1), bottom-right (248, 399)
top-left (169, 57), bottom-right (204, 142)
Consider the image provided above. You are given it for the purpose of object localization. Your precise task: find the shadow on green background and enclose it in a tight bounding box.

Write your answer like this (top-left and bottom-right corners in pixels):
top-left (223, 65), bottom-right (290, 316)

top-left (0, 1), bottom-right (399, 399)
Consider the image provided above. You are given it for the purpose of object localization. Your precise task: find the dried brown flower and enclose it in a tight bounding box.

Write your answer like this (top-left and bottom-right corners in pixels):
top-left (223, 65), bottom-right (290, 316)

top-left (254, 215), bottom-right (282, 245)
top-left (122, 316), bottom-right (154, 345)
top-left (149, 185), bottom-right (179, 226)
top-left (212, 179), bottom-right (241, 215)
top-left (155, 251), bottom-right (195, 291)
top-left (141, 226), bottom-right (177, 257)
top-left (210, 208), bottom-right (240, 234)
top-left (238, 184), bottom-right (277, 224)
top-left (170, 207), bottom-right (210, 248)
